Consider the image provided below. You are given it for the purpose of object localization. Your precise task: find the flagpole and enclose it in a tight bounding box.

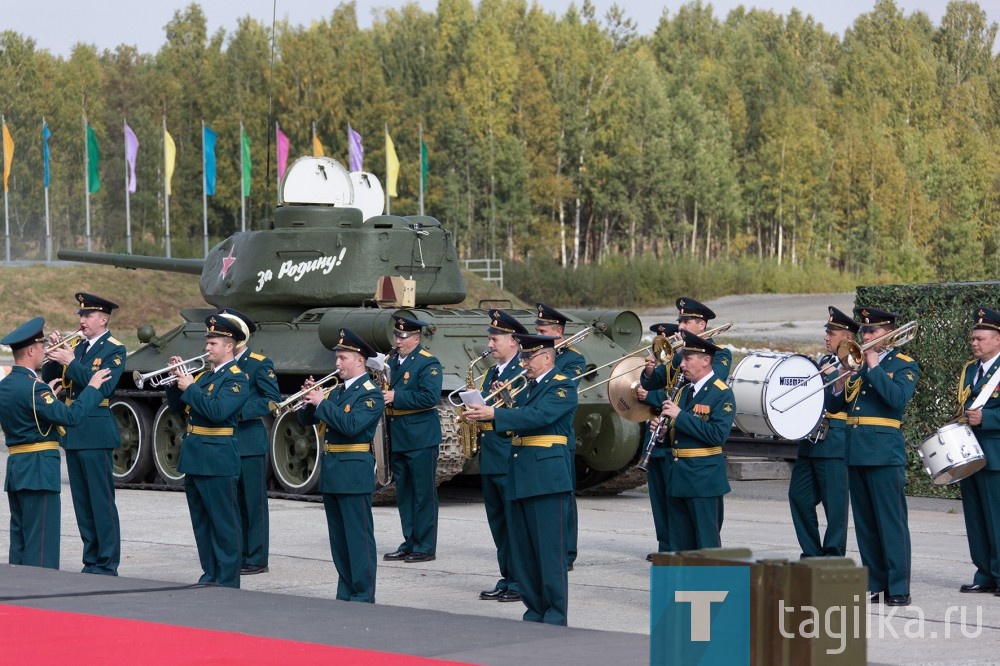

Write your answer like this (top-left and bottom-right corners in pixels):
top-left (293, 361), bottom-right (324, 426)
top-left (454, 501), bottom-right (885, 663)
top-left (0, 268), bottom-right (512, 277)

top-left (124, 118), bottom-right (132, 254)
top-left (163, 115), bottom-right (171, 258)
top-left (83, 115), bottom-right (92, 252)
top-left (240, 121), bottom-right (246, 233)
top-left (2, 116), bottom-right (9, 263)
top-left (419, 123), bottom-right (424, 216)
top-left (384, 123), bottom-right (390, 216)
top-left (43, 118), bottom-right (51, 262)
top-left (312, 121), bottom-right (316, 156)
top-left (201, 119), bottom-right (209, 257)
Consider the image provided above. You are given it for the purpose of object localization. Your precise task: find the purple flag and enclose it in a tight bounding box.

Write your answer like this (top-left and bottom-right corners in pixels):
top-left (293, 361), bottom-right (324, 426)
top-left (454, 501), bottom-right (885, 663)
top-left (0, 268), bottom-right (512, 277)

top-left (348, 124), bottom-right (363, 172)
top-left (276, 124), bottom-right (290, 182)
top-left (124, 122), bottom-right (139, 193)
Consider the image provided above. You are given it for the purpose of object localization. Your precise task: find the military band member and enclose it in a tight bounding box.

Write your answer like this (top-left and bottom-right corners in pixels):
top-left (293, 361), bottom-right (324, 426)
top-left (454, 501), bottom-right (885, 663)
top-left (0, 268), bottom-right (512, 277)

top-left (0, 318), bottom-right (112, 569)
top-left (382, 316), bottom-right (444, 563)
top-left (788, 307), bottom-right (858, 558)
top-left (464, 333), bottom-right (578, 626)
top-left (478, 310), bottom-right (527, 603)
top-left (829, 307), bottom-right (918, 607)
top-left (217, 308), bottom-right (281, 576)
top-left (957, 307), bottom-right (1000, 595)
top-left (165, 315), bottom-right (250, 588)
top-left (635, 322), bottom-right (678, 559)
top-left (534, 303), bottom-right (584, 570)
top-left (298, 328), bottom-right (384, 602)
top-left (658, 332), bottom-right (735, 551)
top-left (42, 292), bottom-right (126, 575)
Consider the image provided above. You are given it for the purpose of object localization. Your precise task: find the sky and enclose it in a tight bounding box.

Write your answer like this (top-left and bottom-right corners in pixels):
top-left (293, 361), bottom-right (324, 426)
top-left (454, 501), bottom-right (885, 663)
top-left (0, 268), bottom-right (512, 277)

top-left (5, 0), bottom-right (999, 58)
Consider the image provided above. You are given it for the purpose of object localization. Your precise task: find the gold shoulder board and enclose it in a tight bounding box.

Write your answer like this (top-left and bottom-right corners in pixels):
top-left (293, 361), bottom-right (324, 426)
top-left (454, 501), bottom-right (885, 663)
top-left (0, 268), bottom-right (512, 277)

top-left (896, 353), bottom-right (914, 362)
top-left (230, 365), bottom-right (243, 374)
top-left (419, 349), bottom-right (433, 357)
top-left (363, 380), bottom-right (376, 391)
top-left (250, 352), bottom-right (266, 361)
top-left (554, 374), bottom-right (567, 381)
top-left (713, 379), bottom-right (729, 390)
top-left (107, 336), bottom-right (123, 346)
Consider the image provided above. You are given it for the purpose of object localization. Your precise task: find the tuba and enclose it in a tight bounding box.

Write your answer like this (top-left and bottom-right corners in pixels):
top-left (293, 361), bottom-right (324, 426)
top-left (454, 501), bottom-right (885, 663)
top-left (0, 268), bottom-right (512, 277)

top-left (453, 350), bottom-right (492, 459)
top-left (367, 351), bottom-right (397, 487)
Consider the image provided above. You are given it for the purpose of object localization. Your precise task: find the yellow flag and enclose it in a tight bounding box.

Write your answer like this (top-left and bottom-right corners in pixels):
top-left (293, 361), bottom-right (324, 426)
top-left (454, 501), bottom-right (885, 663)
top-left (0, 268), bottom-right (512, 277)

top-left (386, 130), bottom-right (399, 198)
top-left (2, 121), bottom-right (14, 193)
top-left (164, 129), bottom-right (176, 196)
top-left (312, 133), bottom-right (325, 158)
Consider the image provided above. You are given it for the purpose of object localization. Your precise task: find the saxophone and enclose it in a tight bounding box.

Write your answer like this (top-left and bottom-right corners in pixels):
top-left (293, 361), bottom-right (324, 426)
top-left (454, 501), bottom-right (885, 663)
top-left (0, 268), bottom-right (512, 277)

top-left (454, 350), bottom-right (492, 459)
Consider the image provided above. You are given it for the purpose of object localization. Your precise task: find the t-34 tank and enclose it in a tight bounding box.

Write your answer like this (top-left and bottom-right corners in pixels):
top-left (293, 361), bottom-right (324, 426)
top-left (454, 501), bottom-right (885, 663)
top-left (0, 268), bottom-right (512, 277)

top-left (58, 156), bottom-right (643, 497)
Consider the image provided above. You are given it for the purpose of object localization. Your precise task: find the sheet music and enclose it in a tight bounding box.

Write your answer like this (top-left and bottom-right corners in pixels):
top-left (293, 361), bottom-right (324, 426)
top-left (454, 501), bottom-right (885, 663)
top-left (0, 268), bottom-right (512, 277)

top-left (459, 389), bottom-right (487, 407)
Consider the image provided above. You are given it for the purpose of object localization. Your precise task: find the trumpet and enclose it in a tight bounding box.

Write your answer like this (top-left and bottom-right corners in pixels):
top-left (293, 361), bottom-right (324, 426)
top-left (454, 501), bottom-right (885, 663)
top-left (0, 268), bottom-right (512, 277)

top-left (269, 370), bottom-right (341, 417)
top-left (133, 353), bottom-right (210, 389)
top-left (481, 371), bottom-right (530, 407)
top-left (45, 330), bottom-right (85, 353)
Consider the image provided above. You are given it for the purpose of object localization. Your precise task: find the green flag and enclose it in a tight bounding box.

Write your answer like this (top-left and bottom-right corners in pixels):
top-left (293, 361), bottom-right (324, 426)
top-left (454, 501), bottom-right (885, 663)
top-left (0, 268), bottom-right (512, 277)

top-left (420, 139), bottom-right (428, 197)
top-left (86, 125), bottom-right (100, 193)
top-left (241, 127), bottom-right (252, 197)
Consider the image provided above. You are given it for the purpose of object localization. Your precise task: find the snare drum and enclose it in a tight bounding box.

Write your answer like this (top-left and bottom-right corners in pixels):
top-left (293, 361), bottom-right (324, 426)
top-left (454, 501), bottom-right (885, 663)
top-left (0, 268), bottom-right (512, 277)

top-left (730, 352), bottom-right (825, 441)
top-left (917, 423), bottom-right (986, 485)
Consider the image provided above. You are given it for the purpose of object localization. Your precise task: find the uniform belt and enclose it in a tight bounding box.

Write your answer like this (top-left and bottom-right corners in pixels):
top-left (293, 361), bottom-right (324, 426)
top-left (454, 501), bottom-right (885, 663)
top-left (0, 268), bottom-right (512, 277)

top-left (480, 423), bottom-right (494, 431)
top-left (386, 406), bottom-right (435, 417)
top-left (187, 425), bottom-right (234, 436)
top-left (323, 443), bottom-right (370, 453)
top-left (511, 435), bottom-right (567, 447)
top-left (65, 399), bottom-right (110, 407)
top-left (845, 416), bottom-right (900, 428)
top-left (825, 411), bottom-right (847, 420)
top-left (671, 446), bottom-right (723, 458)
top-left (8, 441), bottom-right (60, 454)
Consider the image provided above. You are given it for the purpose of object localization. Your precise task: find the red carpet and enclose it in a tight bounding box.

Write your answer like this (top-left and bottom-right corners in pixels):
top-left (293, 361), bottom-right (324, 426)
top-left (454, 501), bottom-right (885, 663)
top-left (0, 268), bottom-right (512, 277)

top-left (0, 603), bottom-right (473, 665)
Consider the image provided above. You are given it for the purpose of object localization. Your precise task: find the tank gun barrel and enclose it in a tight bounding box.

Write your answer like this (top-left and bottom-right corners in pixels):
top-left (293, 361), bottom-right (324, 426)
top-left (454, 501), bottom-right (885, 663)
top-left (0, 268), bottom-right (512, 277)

top-left (58, 250), bottom-right (204, 276)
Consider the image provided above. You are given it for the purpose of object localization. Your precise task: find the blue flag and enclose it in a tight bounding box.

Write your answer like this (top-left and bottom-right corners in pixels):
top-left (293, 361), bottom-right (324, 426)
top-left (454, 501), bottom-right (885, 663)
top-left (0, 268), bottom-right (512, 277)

top-left (43, 121), bottom-right (52, 188)
top-left (203, 125), bottom-right (217, 196)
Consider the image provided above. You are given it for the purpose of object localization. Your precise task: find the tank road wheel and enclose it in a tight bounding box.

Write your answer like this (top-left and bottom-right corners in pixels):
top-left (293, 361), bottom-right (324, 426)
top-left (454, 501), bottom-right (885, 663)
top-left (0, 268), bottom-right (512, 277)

top-left (270, 411), bottom-right (320, 494)
top-left (153, 403), bottom-right (187, 486)
top-left (110, 399), bottom-right (155, 483)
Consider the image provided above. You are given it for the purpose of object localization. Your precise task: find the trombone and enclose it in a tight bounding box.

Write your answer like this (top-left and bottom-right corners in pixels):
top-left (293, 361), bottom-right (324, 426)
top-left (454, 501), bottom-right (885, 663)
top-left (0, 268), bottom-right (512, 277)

top-left (769, 321), bottom-right (919, 414)
top-left (132, 353), bottom-right (210, 389)
top-left (45, 330), bottom-right (85, 354)
top-left (269, 370), bottom-right (341, 417)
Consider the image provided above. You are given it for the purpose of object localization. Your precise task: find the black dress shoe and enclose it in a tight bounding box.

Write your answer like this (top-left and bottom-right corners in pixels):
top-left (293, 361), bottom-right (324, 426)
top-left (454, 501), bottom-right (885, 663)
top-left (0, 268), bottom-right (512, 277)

top-left (404, 552), bottom-right (435, 563)
top-left (383, 550), bottom-right (409, 561)
top-left (868, 591), bottom-right (883, 603)
top-left (498, 590), bottom-right (522, 602)
top-left (240, 564), bottom-right (269, 575)
top-left (567, 562), bottom-right (574, 571)
top-left (480, 588), bottom-right (504, 600)
top-left (646, 553), bottom-right (655, 562)
top-left (960, 583), bottom-right (997, 593)
top-left (886, 595), bottom-right (911, 607)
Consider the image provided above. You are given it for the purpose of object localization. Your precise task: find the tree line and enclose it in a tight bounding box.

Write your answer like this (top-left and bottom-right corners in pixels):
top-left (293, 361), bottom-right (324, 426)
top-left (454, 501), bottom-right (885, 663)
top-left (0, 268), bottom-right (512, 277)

top-left (0, 0), bottom-right (998, 284)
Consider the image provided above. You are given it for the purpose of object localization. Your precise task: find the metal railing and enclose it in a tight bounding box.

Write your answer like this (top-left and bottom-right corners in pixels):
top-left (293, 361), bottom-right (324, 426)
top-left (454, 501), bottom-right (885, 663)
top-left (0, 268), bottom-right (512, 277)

top-left (462, 258), bottom-right (503, 290)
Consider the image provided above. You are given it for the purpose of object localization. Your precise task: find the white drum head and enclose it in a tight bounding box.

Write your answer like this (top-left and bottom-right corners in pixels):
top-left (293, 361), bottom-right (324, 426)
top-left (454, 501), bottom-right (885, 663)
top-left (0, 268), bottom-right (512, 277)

top-left (731, 352), bottom-right (824, 440)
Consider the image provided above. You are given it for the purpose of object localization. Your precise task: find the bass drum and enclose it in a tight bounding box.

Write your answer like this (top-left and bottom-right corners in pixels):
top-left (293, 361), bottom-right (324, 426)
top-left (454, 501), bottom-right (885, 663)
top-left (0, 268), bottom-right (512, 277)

top-left (730, 352), bottom-right (825, 441)
top-left (918, 422), bottom-right (986, 485)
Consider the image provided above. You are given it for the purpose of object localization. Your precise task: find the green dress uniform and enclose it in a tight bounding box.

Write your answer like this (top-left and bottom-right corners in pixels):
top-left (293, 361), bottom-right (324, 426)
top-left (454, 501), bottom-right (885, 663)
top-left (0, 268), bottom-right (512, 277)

top-left (298, 351), bottom-right (383, 603)
top-left (555, 345), bottom-right (585, 568)
top-left (166, 340), bottom-right (249, 589)
top-left (958, 308), bottom-right (1000, 592)
top-left (788, 352), bottom-right (851, 557)
top-left (386, 341), bottom-right (443, 558)
top-left (829, 308), bottom-right (918, 601)
top-left (234, 347), bottom-right (281, 571)
top-left (479, 355), bottom-right (524, 596)
top-left (493, 350), bottom-right (578, 626)
top-left (42, 329), bottom-right (126, 575)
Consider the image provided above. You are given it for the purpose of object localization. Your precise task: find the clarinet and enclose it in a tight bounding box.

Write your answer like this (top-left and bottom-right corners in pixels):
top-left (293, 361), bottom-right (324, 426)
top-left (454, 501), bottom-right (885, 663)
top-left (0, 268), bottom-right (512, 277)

top-left (637, 377), bottom-right (688, 472)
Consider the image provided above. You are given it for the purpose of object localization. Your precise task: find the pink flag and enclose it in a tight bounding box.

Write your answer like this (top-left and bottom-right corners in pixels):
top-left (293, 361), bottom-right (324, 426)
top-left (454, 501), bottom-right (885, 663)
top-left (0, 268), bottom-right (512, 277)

top-left (124, 122), bottom-right (139, 193)
top-left (276, 124), bottom-right (290, 182)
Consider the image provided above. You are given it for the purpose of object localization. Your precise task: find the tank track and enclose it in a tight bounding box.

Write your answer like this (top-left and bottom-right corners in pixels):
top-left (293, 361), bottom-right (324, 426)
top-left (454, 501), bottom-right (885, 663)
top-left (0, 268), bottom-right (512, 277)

top-left (576, 465), bottom-right (648, 496)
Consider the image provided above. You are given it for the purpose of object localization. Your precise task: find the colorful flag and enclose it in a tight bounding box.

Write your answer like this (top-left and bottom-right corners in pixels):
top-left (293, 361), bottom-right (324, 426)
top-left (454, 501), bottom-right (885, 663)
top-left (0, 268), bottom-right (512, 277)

top-left (86, 125), bottom-right (100, 193)
top-left (124, 122), bottom-right (139, 193)
top-left (241, 127), bottom-right (252, 197)
top-left (203, 125), bottom-right (217, 196)
top-left (276, 125), bottom-right (289, 182)
top-left (386, 130), bottom-right (399, 198)
top-left (1, 121), bottom-right (12, 192)
top-left (164, 129), bottom-right (176, 196)
top-left (312, 130), bottom-right (325, 158)
top-left (420, 139), bottom-right (428, 197)
top-left (348, 125), bottom-right (363, 172)
top-left (43, 121), bottom-right (52, 188)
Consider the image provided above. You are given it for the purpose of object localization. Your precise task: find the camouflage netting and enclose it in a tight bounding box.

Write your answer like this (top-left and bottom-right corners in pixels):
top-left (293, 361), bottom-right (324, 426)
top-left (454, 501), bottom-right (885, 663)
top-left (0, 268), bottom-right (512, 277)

top-left (856, 281), bottom-right (1000, 498)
